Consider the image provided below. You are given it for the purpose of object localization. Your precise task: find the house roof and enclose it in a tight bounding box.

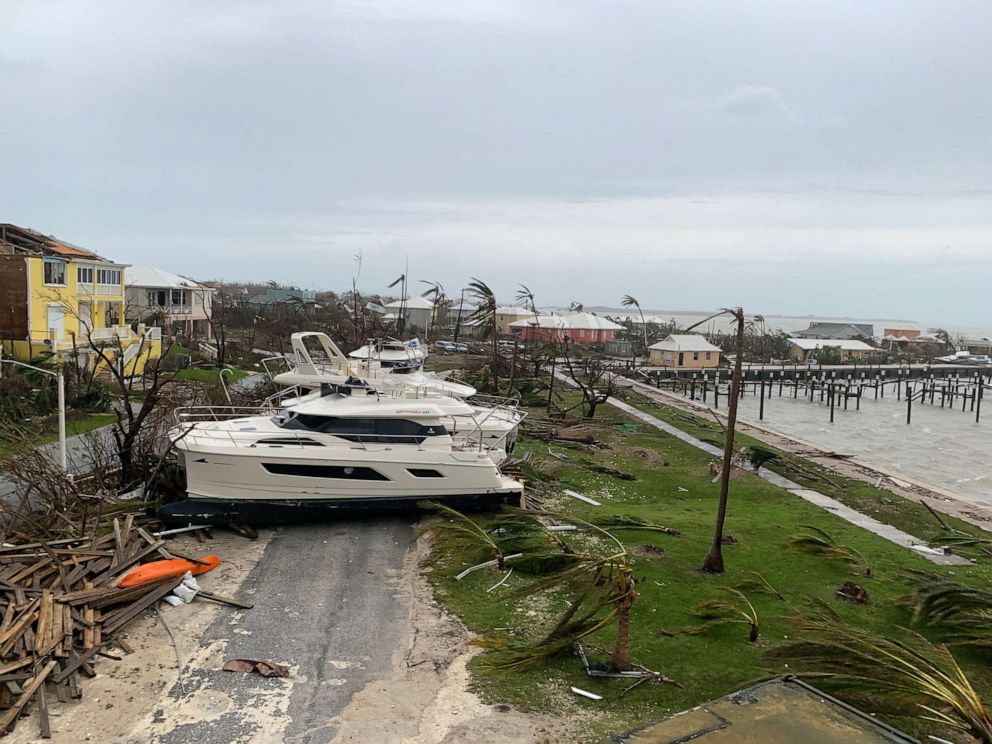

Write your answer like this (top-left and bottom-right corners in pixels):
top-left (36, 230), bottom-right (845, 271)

top-left (792, 322), bottom-right (873, 339)
top-left (0, 223), bottom-right (111, 262)
top-left (384, 297), bottom-right (433, 310)
top-left (788, 338), bottom-right (878, 352)
top-left (495, 306), bottom-right (534, 316)
top-left (648, 334), bottom-right (722, 353)
top-left (126, 265), bottom-right (212, 290)
top-left (509, 312), bottom-right (622, 331)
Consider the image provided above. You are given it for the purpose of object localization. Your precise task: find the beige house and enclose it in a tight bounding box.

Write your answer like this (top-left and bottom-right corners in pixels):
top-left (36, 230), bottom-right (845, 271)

top-left (648, 334), bottom-right (721, 368)
top-left (786, 338), bottom-right (879, 363)
top-left (495, 306), bottom-right (534, 334)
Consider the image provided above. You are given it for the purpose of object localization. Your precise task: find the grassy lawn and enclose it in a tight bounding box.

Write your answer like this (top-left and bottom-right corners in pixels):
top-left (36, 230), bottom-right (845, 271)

top-left (427, 392), bottom-right (992, 742)
top-left (0, 411), bottom-right (118, 456)
top-left (612, 385), bottom-right (992, 544)
top-left (175, 367), bottom-right (251, 384)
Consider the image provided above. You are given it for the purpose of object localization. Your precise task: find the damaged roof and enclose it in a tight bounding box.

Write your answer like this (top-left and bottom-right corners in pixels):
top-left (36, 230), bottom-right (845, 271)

top-left (0, 223), bottom-right (110, 262)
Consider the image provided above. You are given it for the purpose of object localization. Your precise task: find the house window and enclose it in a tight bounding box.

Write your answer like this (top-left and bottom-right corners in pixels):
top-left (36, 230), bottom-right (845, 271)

top-left (96, 268), bottom-right (121, 286)
top-left (43, 260), bottom-right (67, 286)
top-left (76, 266), bottom-right (93, 285)
top-left (171, 289), bottom-right (188, 305)
top-left (693, 352), bottom-right (700, 360)
top-left (147, 290), bottom-right (167, 307)
top-left (705, 351), bottom-right (712, 361)
top-left (579, 329), bottom-right (586, 338)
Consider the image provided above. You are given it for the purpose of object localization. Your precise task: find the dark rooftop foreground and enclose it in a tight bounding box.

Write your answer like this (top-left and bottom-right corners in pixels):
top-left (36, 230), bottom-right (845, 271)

top-left (613, 677), bottom-right (919, 744)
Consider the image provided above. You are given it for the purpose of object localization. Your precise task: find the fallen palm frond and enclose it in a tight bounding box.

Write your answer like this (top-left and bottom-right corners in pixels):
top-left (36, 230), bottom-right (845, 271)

top-left (684, 587), bottom-right (760, 643)
top-left (934, 534), bottom-right (992, 559)
top-left (593, 515), bottom-right (682, 537)
top-left (747, 445), bottom-right (779, 471)
top-left (901, 571), bottom-right (992, 647)
top-left (737, 571), bottom-right (785, 601)
top-left (469, 509), bottom-right (640, 673)
top-left (787, 526), bottom-right (871, 577)
top-left (766, 608), bottom-right (992, 742)
top-left (423, 502), bottom-right (513, 569)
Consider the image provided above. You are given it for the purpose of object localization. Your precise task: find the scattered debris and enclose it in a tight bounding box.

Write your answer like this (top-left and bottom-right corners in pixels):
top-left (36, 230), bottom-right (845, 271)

top-left (836, 582), bottom-right (870, 605)
top-left (570, 686), bottom-right (602, 701)
top-left (677, 486), bottom-right (689, 493)
top-left (589, 465), bottom-right (637, 481)
top-left (546, 525), bottom-right (578, 532)
top-left (911, 544), bottom-right (946, 557)
top-left (563, 489), bottom-right (601, 506)
top-left (221, 659), bottom-right (290, 678)
top-left (720, 535), bottom-right (737, 545)
top-left (636, 545), bottom-right (666, 558)
top-left (117, 554), bottom-right (220, 588)
top-left (486, 569), bottom-right (513, 593)
top-left (454, 554), bottom-right (524, 581)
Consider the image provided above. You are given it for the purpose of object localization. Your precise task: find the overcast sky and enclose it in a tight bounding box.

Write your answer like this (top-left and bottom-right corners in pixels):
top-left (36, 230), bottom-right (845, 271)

top-left (3, 1), bottom-right (991, 327)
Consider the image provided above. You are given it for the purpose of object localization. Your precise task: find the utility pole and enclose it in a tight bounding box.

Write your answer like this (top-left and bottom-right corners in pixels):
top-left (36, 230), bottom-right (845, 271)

top-left (453, 288), bottom-right (466, 343)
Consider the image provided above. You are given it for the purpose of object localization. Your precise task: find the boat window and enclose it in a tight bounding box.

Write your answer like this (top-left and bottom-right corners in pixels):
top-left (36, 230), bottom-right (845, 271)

top-left (407, 468), bottom-right (444, 478)
top-left (277, 414), bottom-right (445, 444)
top-left (254, 437), bottom-right (324, 447)
top-left (262, 463), bottom-right (389, 480)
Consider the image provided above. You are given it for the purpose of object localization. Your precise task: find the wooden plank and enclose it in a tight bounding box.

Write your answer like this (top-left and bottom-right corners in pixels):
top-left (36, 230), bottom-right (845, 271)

top-left (0, 660), bottom-right (57, 733)
top-left (37, 676), bottom-right (51, 739)
top-left (52, 647), bottom-right (100, 684)
top-left (103, 579), bottom-right (181, 635)
top-left (195, 591), bottom-right (254, 610)
top-left (0, 598), bottom-right (40, 656)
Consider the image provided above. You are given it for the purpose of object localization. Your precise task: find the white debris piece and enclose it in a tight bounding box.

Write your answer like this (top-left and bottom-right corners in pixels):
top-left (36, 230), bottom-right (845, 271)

top-left (563, 489), bottom-right (601, 506)
top-left (570, 686), bottom-right (603, 701)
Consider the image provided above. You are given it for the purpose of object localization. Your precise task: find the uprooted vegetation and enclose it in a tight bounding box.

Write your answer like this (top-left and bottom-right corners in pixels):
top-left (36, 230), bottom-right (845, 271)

top-left (425, 388), bottom-right (992, 742)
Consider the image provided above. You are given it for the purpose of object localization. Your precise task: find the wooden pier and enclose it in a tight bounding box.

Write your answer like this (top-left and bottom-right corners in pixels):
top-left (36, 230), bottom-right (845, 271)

top-left (626, 364), bottom-right (992, 425)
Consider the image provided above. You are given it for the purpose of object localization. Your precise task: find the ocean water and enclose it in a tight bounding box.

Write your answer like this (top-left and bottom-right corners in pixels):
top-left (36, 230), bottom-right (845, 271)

top-left (576, 307), bottom-right (992, 340)
top-left (725, 390), bottom-right (992, 506)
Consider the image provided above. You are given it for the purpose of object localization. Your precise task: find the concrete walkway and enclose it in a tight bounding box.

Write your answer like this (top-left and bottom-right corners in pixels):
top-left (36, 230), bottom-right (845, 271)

top-left (0, 423), bottom-right (117, 500)
top-left (558, 372), bottom-right (968, 566)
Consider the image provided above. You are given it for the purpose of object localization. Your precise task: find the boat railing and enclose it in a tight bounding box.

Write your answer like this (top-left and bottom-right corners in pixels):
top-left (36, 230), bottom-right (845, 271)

top-left (174, 405), bottom-right (276, 425)
top-left (444, 406), bottom-right (528, 454)
top-left (260, 355), bottom-right (291, 381)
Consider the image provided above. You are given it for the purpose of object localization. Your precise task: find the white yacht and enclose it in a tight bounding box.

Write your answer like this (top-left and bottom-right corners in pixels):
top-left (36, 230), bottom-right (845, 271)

top-left (936, 350), bottom-right (992, 366)
top-left (268, 332), bottom-right (475, 399)
top-left (162, 389), bottom-right (524, 524)
top-left (348, 337), bottom-right (428, 371)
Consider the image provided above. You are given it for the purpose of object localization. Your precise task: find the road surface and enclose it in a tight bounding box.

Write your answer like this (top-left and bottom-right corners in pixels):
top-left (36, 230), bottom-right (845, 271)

top-left (151, 518), bottom-right (415, 743)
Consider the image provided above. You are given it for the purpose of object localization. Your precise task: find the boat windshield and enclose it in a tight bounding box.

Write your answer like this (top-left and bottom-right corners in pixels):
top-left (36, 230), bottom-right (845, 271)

top-left (274, 412), bottom-right (446, 444)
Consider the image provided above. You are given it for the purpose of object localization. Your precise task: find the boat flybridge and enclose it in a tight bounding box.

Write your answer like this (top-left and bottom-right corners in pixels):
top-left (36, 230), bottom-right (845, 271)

top-left (268, 332), bottom-right (476, 400)
top-left (348, 336), bottom-right (428, 371)
top-left (161, 384), bottom-right (525, 525)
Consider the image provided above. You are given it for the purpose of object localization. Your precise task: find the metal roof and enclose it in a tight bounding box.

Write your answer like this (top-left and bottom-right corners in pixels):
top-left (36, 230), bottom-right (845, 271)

top-left (0, 223), bottom-right (110, 262)
top-left (648, 334), bottom-right (722, 352)
top-left (788, 338), bottom-right (878, 351)
top-left (126, 265), bottom-right (212, 290)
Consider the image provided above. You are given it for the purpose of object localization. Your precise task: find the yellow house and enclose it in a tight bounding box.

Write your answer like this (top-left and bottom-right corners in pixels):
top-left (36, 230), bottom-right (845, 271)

top-left (0, 224), bottom-right (161, 374)
top-left (648, 334), bottom-right (722, 369)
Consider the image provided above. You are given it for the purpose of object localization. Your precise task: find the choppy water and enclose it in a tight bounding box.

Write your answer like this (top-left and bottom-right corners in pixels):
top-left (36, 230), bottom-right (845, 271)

top-left (723, 390), bottom-right (992, 506)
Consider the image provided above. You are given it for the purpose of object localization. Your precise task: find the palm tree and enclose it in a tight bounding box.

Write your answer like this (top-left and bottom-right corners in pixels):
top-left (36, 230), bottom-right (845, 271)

top-left (685, 307), bottom-right (746, 574)
top-left (466, 278), bottom-right (499, 391)
top-left (929, 327), bottom-right (956, 353)
top-left (387, 273), bottom-right (407, 335)
top-left (419, 280), bottom-right (446, 343)
top-left (767, 605), bottom-right (992, 741)
top-left (621, 295), bottom-right (648, 362)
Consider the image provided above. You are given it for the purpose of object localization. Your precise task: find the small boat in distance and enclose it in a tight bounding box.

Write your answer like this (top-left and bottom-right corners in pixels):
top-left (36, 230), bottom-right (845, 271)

top-left (935, 350), bottom-right (992, 366)
top-left (348, 337), bottom-right (428, 371)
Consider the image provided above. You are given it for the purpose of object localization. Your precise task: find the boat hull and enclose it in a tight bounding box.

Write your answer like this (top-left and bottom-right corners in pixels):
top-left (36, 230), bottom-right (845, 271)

top-left (158, 491), bottom-right (517, 526)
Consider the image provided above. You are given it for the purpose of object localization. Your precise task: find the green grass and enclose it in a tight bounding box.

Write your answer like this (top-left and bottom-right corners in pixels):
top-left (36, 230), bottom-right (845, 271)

top-left (0, 412), bottom-right (117, 456)
top-left (175, 367), bottom-right (250, 383)
top-left (426, 392), bottom-right (992, 741)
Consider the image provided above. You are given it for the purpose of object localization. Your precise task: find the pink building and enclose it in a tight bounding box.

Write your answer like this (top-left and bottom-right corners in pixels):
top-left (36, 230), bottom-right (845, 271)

top-left (509, 312), bottom-right (623, 344)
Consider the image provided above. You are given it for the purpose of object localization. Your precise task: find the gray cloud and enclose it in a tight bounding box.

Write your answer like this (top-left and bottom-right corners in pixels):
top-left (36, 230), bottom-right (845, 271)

top-left (1, 0), bottom-right (991, 327)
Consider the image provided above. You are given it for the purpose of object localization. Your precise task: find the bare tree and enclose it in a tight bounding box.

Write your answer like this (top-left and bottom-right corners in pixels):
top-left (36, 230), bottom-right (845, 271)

top-left (559, 339), bottom-right (618, 418)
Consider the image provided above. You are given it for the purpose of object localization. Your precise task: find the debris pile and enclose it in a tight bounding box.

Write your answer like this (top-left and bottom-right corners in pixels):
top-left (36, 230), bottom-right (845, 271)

top-left (0, 514), bottom-right (220, 736)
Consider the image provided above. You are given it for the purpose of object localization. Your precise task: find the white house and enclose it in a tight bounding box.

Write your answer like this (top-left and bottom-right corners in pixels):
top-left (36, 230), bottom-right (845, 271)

top-left (383, 296), bottom-right (435, 331)
top-left (125, 266), bottom-right (214, 339)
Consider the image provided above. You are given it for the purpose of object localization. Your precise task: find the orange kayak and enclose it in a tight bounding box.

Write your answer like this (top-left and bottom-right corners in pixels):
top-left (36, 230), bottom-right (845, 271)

top-left (118, 554), bottom-right (221, 588)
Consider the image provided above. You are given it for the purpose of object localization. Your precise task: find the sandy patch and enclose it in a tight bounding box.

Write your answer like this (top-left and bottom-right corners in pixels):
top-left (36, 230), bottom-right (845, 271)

top-left (329, 535), bottom-right (577, 744)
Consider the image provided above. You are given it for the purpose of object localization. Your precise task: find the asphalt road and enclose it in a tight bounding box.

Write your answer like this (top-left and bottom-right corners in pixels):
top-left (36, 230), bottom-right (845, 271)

top-left (153, 518), bottom-right (415, 744)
